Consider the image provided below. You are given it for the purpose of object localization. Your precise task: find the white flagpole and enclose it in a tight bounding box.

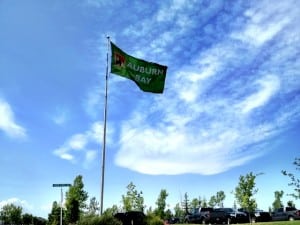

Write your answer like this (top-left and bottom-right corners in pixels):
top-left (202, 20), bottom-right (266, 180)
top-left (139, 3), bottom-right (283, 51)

top-left (100, 36), bottom-right (110, 215)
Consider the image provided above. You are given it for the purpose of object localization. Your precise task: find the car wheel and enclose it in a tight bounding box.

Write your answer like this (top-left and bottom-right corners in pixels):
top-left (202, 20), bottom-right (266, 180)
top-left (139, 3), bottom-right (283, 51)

top-left (289, 216), bottom-right (294, 221)
top-left (251, 217), bottom-right (256, 223)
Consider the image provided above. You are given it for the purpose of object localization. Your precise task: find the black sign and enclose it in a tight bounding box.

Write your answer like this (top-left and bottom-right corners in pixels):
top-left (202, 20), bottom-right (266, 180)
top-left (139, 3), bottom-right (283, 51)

top-left (53, 184), bottom-right (71, 187)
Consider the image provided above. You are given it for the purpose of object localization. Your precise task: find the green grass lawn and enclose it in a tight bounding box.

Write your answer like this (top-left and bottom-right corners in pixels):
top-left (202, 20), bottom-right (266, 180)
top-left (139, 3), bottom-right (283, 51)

top-left (176, 222), bottom-right (300, 225)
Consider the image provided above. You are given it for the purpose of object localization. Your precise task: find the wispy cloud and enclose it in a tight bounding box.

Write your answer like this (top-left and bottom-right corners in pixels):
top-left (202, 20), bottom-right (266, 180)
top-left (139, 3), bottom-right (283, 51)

top-left (237, 75), bottom-right (280, 114)
top-left (52, 106), bottom-right (69, 125)
top-left (113, 0), bottom-right (300, 175)
top-left (0, 98), bottom-right (26, 139)
top-left (53, 121), bottom-right (110, 167)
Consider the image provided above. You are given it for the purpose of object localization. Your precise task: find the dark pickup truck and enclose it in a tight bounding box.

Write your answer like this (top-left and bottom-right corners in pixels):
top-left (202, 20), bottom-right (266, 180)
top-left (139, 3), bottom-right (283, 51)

top-left (210, 208), bottom-right (248, 224)
top-left (272, 207), bottom-right (300, 221)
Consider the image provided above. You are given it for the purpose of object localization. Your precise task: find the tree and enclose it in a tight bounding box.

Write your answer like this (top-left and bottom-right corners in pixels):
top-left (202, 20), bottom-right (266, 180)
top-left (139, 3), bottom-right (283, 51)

top-left (0, 203), bottom-right (22, 225)
top-left (103, 205), bottom-right (119, 216)
top-left (234, 172), bottom-right (261, 212)
top-left (181, 193), bottom-right (190, 215)
top-left (23, 213), bottom-right (33, 225)
top-left (174, 203), bottom-right (184, 219)
top-left (282, 157), bottom-right (300, 199)
top-left (208, 196), bottom-right (217, 207)
top-left (154, 189), bottom-right (168, 219)
top-left (65, 175), bottom-right (88, 224)
top-left (201, 197), bottom-right (208, 207)
top-left (287, 200), bottom-right (295, 208)
top-left (87, 197), bottom-right (99, 215)
top-left (215, 191), bottom-right (225, 207)
top-left (272, 190), bottom-right (284, 210)
top-left (121, 182), bottom-right (144, 211)
top-left (190, 198), bottom-right (199, 209)
top-left (48, 201), bottom-right (62, 225)
top-left (208, 191), bottom-right (226, 208)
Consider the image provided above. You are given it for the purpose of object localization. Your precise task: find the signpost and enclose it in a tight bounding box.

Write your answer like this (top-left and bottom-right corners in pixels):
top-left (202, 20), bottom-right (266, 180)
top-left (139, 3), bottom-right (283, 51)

top-left (52, 183), bottom-right (71, 225)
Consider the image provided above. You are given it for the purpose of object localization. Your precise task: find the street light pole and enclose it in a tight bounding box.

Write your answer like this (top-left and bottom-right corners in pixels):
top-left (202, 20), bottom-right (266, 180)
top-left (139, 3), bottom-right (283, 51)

top-left (53, 183), bottom-right (71, 225)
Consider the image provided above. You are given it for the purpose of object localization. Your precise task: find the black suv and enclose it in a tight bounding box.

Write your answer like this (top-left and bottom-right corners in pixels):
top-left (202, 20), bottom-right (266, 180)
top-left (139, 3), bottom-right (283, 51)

top-left (214, 208), bottom-right (248, 224)
top-left (114, 211), bottom-right (146, 225)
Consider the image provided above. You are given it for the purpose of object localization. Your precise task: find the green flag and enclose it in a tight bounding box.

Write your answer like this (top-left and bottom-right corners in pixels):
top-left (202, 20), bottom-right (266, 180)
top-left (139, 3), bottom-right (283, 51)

top-left (110, 42), bottom-right (167, 93)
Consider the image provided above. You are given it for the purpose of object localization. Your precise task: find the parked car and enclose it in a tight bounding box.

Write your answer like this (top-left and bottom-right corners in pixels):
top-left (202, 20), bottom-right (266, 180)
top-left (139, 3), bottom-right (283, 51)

top-left (184, 207), bottom-right (214, 224)
top-left (272, 207), bottom-right (300, 221)
top-left (214, 208), bottom-right (248, 224)
top-left (166, 217), bottom-right (180, 224)
top-left (238, 208), bottom-right (272, 222)
top-left (114, 211), bottom-right (146, 225)
top-left (205, 209), bottom-right (228, 224)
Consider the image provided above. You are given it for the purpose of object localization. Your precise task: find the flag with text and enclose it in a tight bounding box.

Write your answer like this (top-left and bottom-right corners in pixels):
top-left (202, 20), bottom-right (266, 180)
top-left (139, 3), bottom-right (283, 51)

top-left (110, 42), bottom-right (168, 93)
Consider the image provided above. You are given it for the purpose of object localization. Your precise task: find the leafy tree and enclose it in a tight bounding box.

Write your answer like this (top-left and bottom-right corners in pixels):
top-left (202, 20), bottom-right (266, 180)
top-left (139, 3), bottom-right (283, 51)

top-left (282, 157), bottom-right (300, 199)
top-left (201, 197), bottom-right (208, 207)
top-left (121, 182), bottom-right (144, 211)
top-left (287, 200), bottom-right (295, 207)
top-left (33, 216), bottom-right (47, 225)
top-left (48, 201), bottom-right (62, 225)
top-left (154, 189), bottom-right (168, 219)
top-left (165, 209), bottom-right (172, 221)
top-left (174, 203), bottom-right (184, 219)
top-left (208, 191), bottom-right (225, 208)
top-left (0, 203), bottom-right (22, 225)
top-left (215, 191), bottom-right (225, 207)
top-left (234, 172), bottom-right (261, 212)
top-left (103, 205), bottom-right (119, 216)
top-left (87, 197), bottom-right (100, 215)
top-left (23, 213), bottom-right (33, 225)
top-left (272, 190), bottom-right (284, 210)
top-left (190, 198), bottom-right (200, 209)
top-left (65, 175), bottom-right (88, 224)
top-left (208, 196), bottom-right (216, 207)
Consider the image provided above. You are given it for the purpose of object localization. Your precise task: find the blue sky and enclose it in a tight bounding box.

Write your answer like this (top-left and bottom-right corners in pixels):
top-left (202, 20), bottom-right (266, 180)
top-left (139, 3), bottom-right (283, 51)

top-left (0, 0), bottom-right (300, 218)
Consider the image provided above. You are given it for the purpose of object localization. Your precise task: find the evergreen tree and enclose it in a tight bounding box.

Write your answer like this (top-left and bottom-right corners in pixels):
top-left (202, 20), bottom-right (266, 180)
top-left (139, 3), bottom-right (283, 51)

top-left (181, 193), bottom-right (190, 215)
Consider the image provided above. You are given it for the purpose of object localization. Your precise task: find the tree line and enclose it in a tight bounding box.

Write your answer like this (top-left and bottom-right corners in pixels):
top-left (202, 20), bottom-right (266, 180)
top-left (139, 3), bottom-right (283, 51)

top-left (0, 157), bottom-right (299, 225)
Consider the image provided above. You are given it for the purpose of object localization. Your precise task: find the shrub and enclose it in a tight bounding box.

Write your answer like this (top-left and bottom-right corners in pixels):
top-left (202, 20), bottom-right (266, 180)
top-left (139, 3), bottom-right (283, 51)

top-left (145, 214), bottom-right (164, 225)
top-left (78, 214), bottom-right (121, 225)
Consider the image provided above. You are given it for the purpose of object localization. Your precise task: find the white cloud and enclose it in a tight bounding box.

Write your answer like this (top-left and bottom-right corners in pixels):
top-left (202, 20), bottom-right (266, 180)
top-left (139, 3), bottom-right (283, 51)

top-left (53, 121), bottom-right (111, 167)
top-left (231, 0), bottom-right (297, 46)
top-left (68, 134), bottom-right (88, 150)
top-left (113, 0), bottom-right (299, 175)
top-left (238, 75), bottom-right (280, 114)
top-left (0, 198), bottom-right (33, 212)
top-left (0, 98), bottom-right (26, 139)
